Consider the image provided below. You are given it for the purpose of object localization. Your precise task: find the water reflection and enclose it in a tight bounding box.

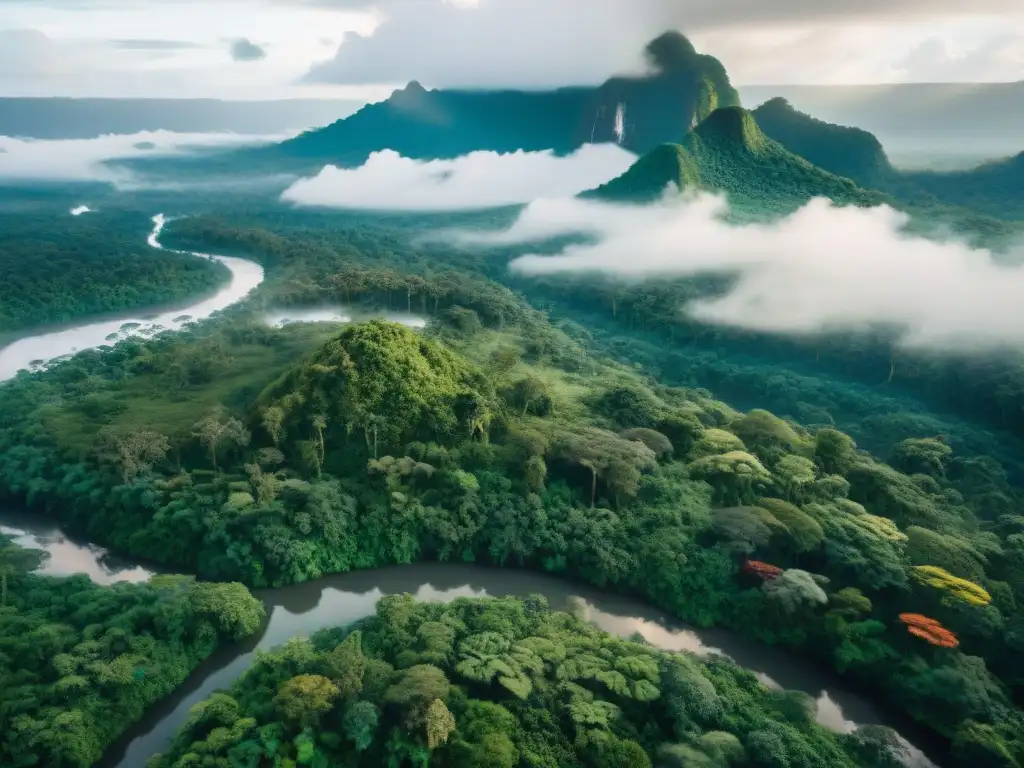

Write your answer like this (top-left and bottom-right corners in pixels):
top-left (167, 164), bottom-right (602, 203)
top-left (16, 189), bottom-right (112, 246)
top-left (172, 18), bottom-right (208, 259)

top-left (102, 564), bottom-right (942, 768)
top-left (0, 506), bottom-right (940, 768)
top-left (0, 213), bottom-right (264, 381)
top-left (0, 509), bottom-right (153, 585)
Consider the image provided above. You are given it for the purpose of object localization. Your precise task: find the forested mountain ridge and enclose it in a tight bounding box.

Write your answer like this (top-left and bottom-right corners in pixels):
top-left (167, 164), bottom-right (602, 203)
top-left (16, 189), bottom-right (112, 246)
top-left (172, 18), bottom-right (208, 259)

top-left (751, 97), bottom-right (1024, 220)
top-left (583, 104), bottom-right (1018, 241)
top-left (904, 151), bottom-right (1024, 221)
top-left (229, 32), bottom-right (738, 172)
top-left (740, 82), bottom-right (1024, 161)
top-left (751, 97), bottom-right (900, 191)
top-left (586, 106), bottom-right (885, 214)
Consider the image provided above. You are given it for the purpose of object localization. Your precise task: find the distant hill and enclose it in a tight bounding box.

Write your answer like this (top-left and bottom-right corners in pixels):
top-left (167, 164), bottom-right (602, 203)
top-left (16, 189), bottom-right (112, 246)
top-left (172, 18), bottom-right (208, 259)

top-left (0, 98), bottom-right (361, 139)
top-left (751, 98), bottom-right (898, 191)
top-left (739, 82), bottom-right (1024, 163)
top-left (586, 106), bottom-right (884, 215)
top-left (903, 153), bottom-right (1024, 220)
top-left (246, 32), bottom-right (739, 171)
top-left (749, 98), bottom-right (1024, 221)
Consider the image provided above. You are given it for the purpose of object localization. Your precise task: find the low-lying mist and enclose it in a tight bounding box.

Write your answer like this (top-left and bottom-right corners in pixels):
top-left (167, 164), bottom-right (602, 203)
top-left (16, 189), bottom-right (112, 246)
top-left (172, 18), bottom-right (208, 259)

top-left (280, 145), bottom-right (638, 211)
top-left (0, 130), bottom-right (284, 185)
top-left (451, 193), bottom-right (1024, 352)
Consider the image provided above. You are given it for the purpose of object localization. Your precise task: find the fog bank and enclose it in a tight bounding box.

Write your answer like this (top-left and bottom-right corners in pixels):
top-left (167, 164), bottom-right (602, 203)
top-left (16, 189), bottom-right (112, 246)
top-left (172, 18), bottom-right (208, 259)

top-left (280, 145), bottom-right (638, 211)
top-left (454, 193), bottom-right (1024, 351)
top-left (0, 130), bottom-right (284, 184)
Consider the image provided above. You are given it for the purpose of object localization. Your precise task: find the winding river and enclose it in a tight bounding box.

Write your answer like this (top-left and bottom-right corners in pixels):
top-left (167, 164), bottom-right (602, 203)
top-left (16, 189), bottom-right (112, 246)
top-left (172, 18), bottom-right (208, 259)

top-left (0, 214), bottom-right (265, 382)
top-left (0, 508), bottom-right (943, 768)
top-left (0, 221), bottom-right (943, 767)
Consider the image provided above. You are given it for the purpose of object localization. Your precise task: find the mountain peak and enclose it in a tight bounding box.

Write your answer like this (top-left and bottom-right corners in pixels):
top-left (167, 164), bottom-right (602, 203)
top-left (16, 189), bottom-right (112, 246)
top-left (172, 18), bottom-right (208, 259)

top-left (644, 31), bottom-right (698, 73)
top-left (389, 80), bottom-right (430, 106)
top-left (583, 142), bottom-right (700, 202)
top-left (694, 107), bottom-right (767, 153)
top-left (265, 30), bottom-right (741, 167)
top-left (585, 108), bottom-right (884, 212)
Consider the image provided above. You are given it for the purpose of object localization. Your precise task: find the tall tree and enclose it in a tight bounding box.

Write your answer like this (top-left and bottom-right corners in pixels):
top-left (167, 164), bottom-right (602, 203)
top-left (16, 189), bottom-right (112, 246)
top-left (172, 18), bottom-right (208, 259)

top-left (192, 406), bottom-right (251, 473)
top-left (97, 427), bottom-right (171, 484)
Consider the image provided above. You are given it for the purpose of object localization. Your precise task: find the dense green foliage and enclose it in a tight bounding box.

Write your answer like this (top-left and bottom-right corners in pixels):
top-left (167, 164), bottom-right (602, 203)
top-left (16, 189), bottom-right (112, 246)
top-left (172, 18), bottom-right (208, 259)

top-left (2, 84), bottom-right (1024, 765)
top-left (0, 209), bottom-right (228, 333)
top-left (150, 595), bottom-right (902, 768)
top-left (3, 269), bottom-right (1024, 764)
top-left (0, 535), bottom-right (264, 767)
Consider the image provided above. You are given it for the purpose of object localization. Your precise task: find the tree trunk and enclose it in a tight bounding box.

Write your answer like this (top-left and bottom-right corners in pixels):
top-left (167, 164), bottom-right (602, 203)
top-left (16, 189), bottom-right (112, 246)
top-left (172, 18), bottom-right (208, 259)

top-left (887, 353), bottom-right (896, 386)
top-left (590, 468), bottom-right (597, 509)
top-left (1, 571), bottom-right (6, 608)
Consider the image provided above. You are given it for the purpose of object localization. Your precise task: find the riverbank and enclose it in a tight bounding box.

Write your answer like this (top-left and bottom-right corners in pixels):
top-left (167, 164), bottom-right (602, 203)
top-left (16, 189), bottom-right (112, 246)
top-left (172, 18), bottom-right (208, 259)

top-left (0, 507), bottom-right (942, 767)
top-left (0, 213), bottom-right (263, 381)
top-left (0, 516), bottom-right (264, 768)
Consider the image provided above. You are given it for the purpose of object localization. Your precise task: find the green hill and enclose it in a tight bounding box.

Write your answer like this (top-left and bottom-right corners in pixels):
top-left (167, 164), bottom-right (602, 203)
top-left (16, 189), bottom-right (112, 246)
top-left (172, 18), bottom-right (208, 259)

top-left (751, 97), bottom-right (899, 191)
top-left (239, 32), bottom-right (739, 172)
top-left (751, 97), bottom-right (1024, 221)
top-left (586, 106), bottom-right (885, 215)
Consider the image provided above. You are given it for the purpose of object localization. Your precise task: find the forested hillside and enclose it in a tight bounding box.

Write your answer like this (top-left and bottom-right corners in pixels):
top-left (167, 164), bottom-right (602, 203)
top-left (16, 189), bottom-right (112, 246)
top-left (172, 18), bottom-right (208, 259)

top-left (1, 212), bottom-right (1023, 765)
top-left (585, 104), bottom-right (1017, 242)
top-left (586, 106), bottom-right (884, 215)
top-left (752, 98), bottom-right (1024, 222)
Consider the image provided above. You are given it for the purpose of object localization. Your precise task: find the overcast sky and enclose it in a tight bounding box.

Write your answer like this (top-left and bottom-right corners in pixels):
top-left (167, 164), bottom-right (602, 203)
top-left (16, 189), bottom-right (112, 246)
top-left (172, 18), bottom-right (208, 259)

top-left (1, 0), bottom-right (1021, 98)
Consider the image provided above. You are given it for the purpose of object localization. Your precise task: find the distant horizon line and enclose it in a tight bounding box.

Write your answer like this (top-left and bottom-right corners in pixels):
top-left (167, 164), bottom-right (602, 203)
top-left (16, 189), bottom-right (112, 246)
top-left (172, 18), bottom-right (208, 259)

top-left (0, 79), bottom-right (1022, 102)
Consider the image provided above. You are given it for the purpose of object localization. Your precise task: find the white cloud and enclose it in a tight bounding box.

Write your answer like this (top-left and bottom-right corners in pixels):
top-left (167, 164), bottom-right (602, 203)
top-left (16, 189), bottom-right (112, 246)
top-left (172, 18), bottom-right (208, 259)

top-left (0, 2), bottom-right (379, 98)
top-left (302, 0), bottom-right (1024, 88)
top-left (2, 0), bottom-right (1022, 96)
top-left (279, 144), bottom-right (638, 211)
top-left (0, 130), bottom-right (284, 183)
top-left (451, 193), bottom-right (1024, 351)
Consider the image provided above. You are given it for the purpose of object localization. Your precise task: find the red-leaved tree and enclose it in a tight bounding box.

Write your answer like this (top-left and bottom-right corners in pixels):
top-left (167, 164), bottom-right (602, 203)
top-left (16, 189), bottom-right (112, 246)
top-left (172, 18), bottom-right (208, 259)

top-left (743, 560), bottom-right (783, 581)
top-left (899, 613), bottom-right (959, 648)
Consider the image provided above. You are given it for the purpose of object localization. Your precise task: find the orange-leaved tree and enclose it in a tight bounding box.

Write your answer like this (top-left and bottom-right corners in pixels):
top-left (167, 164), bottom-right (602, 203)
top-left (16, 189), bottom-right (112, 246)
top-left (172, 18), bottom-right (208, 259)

top-left (899, 613), bottom-right (959, 648)
top-left (742, 560), bottom-right (783, 581)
